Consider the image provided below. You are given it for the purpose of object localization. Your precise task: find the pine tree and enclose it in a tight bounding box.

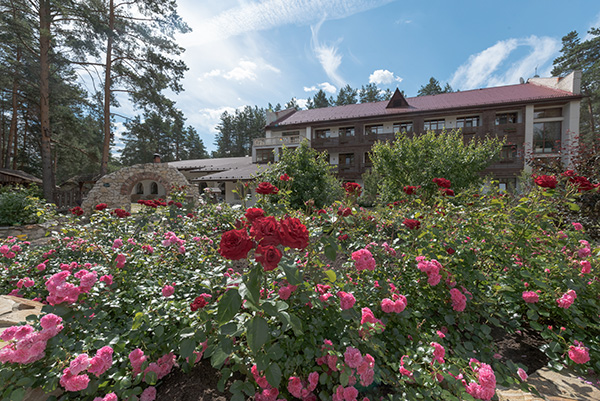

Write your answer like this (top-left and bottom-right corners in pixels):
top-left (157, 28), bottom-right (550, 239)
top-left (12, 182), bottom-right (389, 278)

top-left (311, 89), bottom-right (330, 108)
top-left (335, 84), bottom-right (358, 105)
top-left (359, 83), bottom-right (383, 103)
top-left (417, 77), bottom-right (454, 96)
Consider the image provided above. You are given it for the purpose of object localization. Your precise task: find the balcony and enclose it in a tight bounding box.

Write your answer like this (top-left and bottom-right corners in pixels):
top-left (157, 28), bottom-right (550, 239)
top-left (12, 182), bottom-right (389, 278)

top-left (253, 135), bottom-right (304, 147)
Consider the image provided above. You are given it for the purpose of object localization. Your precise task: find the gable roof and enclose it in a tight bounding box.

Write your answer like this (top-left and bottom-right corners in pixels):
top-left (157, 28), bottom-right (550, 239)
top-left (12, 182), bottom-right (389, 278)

top-left (266, 82), bottom-right (581, 128)
top-left (0, 168), bottom-right (42, 184)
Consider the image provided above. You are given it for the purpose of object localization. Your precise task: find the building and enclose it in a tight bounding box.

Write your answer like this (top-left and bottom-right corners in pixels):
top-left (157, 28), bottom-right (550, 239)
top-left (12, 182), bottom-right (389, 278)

top-left (254, 71), bottom-right (582, 191)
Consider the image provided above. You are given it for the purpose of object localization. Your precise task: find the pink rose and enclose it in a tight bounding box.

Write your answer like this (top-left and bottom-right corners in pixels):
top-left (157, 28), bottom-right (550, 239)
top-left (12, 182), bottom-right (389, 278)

top-left (522, 291), bottom-right (539, 304)
top-left (568, 342), bottom-right (590, 364)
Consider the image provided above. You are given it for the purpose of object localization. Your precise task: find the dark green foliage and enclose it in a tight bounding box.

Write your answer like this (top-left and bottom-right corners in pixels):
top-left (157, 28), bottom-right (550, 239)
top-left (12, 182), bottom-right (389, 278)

top-left (334, 84), bottom-right (358, 105)
top-left (306, 89), bottom-right (330, 109)
top-left (358, 83), bottom-right (385, 103)
top-left (0, 186), bottom-right (52, 226)
top-left (417, 77), bottom-right (454, 96)
top-left (214, 106), bottom-right (266, 158)
top-left (259, 140), bottom-right (343, 209)
top-left (121, 110), bottom-right (208, 165)
top-left (371, 130), bottom-right (504, 201)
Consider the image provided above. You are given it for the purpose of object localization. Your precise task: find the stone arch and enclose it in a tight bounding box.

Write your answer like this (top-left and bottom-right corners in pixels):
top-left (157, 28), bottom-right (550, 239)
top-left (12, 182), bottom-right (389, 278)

top-left (81, 163), bottom-right (193, 213)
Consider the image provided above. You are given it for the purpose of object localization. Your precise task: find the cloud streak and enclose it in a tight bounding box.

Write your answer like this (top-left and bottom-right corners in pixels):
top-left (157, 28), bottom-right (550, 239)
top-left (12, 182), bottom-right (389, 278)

top-left (450, 36), bottom-right (560, 90)
top-left (304, 82), bottom-right (337, 94)
top-left (369, 69), bottom-right (402, 85)
top-left (192, 0), bottom-right (394, 45)
top-left (311, 17), bottom-right (345, 88)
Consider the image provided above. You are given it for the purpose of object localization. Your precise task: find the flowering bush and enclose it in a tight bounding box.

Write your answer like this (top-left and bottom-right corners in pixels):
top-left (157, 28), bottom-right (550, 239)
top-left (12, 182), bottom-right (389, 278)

top-left (0, 176), bottom-right (599, 400)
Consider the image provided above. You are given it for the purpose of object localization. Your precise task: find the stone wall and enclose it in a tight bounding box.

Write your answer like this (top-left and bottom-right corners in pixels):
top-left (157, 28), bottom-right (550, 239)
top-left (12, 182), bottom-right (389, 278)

top-left (81, 164), bottom-right (193, 213)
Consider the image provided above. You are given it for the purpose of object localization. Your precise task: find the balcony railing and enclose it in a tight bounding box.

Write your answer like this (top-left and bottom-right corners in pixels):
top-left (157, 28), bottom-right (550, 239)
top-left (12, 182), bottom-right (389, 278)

top-left (254, 135), bottom-right (304, 147)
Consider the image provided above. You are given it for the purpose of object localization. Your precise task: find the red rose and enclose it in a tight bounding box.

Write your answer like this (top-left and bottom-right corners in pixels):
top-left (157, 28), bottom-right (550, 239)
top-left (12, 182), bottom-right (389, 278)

top-left (245, 208), bottom-right (265, 224)
top-left (256, 182), bottom-right (279, 195)
top-left (441, 188), bottom-right (455, 196)
top-left (343, 182), bottom-right (362, 196)
top-left (338, 234), bottom-right (349, 241)
top-left (316, 209), bottom-right (327, 215)
top-left (190, 293), bottom-right (212, 311)
top-left (403, 186), bottom-right (419, 195)
top-left (561, 170), bottom-right (576, 177)
top-left (403, 218), bottom-right (421, 230)
top-left (255, 244), bottom-right (282, 271)
top-left (446, 247), bottom-right (456, 255)
top-left (337, 207), bottom-right (352, 217)
top-left (534, 175), bottom-right (557, 189)
top-left (570, 176), bottom-right (594, 192)
top-left (280, 174), bottom-right (290, 181)
top-left (95, 203), bottom-right (108, 211)
top-left (70, 206), bottom-right (84, 216)
top-left (432, 178), bottom-right (451, 188)
top-left (113, 208), bottom-right (131, 218)
top-left (279, 217), bottom-right (309, 249)
top-left (218, 229), bottom-right (254, 260)
top-left (250, 216), bottom-right (281, 246)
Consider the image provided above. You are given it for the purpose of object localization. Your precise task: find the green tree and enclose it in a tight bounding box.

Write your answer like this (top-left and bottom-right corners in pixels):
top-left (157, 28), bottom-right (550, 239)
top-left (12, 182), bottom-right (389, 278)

top-left (417, 77), bottom-right (454, 96)
top-left (259, 140), bottom-right (343, 209)
top-left (285, 98), bottom-right (301, 110)
top-left (334, 84), bottom-right (358, 105)
top-left (308, 89), bottom-right (331, 109)
top-left (120, 110), bottom-right (207, 165)
top-left (371, 130), bottom-right (503, 202)
top-left (359, 83), bottom-right (384, 103)
top-left (552, 29), bottom-right (600, 152)
top-left (214, 106), bottom-right (266, 158)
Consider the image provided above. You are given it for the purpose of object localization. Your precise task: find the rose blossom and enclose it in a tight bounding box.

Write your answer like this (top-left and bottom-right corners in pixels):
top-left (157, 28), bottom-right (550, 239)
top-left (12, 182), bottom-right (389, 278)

top-left (534, 175), bottom-right (557, 189)
top-left (557, 289), bottom-right (576, 309)
top-left (278, 217), bottom-right (309, 249)
top-left (218, 229), bottom-right (254, 260)
top-left (403, 218), bottom-right (421, 230)
top-left (351, 249), bottom-right (376, 271)
top-left (522, 291), bottom-right (539, 303)
top-left (433, 177), bottom-right (451, 188)
top-left (255, 244), bottom-right (282, 271)
top-left (162, 285), bottom-right (175, 297)
top-left (517, 368), bottom-right (528, 381)
top-left (255, 182), bottom-right (279, 195)
top-left (568, 342), bottom-right (590, 364)
top-left (450, 288), bottom-right (467, 312)
top-left (338, 291), bottom-right (356, 310)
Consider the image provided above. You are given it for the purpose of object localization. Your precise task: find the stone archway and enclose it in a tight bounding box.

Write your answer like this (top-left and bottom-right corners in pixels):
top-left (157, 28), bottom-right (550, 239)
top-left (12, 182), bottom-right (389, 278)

top-left (81, 163), bottom-right (193, 213)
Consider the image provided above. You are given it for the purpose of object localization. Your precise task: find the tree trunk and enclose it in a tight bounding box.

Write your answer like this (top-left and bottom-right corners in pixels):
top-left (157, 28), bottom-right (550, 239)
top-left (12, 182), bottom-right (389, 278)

top-left (39, 0), bottom-right (55, 201)
top-left (100, 0), bottom-right (114, 176)
top-left (6, 48), bottom-right (21, 169)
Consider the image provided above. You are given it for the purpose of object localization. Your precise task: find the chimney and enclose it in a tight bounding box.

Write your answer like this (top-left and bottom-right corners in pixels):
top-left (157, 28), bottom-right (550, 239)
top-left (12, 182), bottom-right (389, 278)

top-left (153, 153), bottom-right (161, 163)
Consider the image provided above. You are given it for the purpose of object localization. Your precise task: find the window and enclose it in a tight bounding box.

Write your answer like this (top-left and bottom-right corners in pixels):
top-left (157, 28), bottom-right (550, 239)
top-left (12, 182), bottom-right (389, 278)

top-left (456, 116), bottom-right (480, 128)
top-left (364, 152), bottom-right (372, 165)
top-left (150, 182), bottom-right (159, 195)
top-left (135, 182), bottom-right (144, 194)
top-left (315, 129), bottom-right (331, 139)
top-left (500, 145), bottom-right (517, 162)
top-left (365, 124), bottom-right (384, 135)
top-left (340, 153), bottom-right (355, 166)
top-left (495, 112), bottom-right (518, 125)
top-left (282, 130), bottom-right (299, 136)
top-left (393, 122), bottom-right (413, 133)
top-left (534, 108), bottom-right (562, 119)
top-left (256, 148), bottom-right (275, 163)
top-left (339, 127), bottom-right (355, 137)
top-left (533, 121), bottom-right (561, 153)
top-left (423, 119), bottom-right (445, 131)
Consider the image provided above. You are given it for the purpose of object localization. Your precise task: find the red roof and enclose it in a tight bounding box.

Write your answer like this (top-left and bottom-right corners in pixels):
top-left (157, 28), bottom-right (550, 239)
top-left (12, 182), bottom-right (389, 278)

top-left (267, 83), bottom-right (580, 128)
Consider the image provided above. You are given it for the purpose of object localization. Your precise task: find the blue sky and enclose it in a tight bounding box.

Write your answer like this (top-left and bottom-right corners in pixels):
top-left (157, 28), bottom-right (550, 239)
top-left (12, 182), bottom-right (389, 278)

top-left (114, 0), bottom-right (600, 154)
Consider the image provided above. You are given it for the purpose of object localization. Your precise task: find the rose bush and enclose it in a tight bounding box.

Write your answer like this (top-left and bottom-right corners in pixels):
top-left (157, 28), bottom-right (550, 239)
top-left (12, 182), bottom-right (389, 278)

top-left (0, 175), bottom-right (598, 400)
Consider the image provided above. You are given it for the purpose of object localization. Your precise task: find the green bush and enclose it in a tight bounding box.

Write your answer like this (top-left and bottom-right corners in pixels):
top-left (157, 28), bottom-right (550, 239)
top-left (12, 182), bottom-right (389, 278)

top-left (258, 140), bottom-right (344, 210)
top-left (371, 129), bottom-right (504, 202)
top-left (0, 186), bottom-right (53, 226)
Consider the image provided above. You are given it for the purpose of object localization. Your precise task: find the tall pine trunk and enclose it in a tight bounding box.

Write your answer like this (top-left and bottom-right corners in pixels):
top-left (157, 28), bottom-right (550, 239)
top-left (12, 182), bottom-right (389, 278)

top-left (6, 48), bottom-right (21, 169)
top-left (100, 0), bottom-right (114, 176)
top-left (39, 0), bottom-right (55, 201)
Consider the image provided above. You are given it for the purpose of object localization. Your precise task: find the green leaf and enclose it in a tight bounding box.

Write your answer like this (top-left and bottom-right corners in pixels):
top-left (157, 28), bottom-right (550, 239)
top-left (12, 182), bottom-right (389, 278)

top-left (265, 362), bottom-right (282, 389)
top-left (145, 370), bottom-right (158, 385)
top-left (179, 338), bottom-right (196, 359)
top-left (567, 202), bottom-right (580, 211)
top-left (324, 270), bottom-right (336, 282)
top-left (242, 268), bottom-right (261, 304)
top-left (444, 314), bottom-right (455, 325)
top-left (280, 259), bottom-right (303, 285)
top-left (220, 322), bottom-right (239, 336)
top-left (216, 289), bottom-right (242, 325)
top-left (10, 388), bottom-right (26, 401)
top-left (247, 316), bottom-right (270, 353)
top-left (289, 313), bottom-right (303, 336)
top-left (267, 343), bottom-right (284, 361)
top-left (527, 309), bottom-right (539, 321)
top-left (131, 312), bottom-right (144, 330)
top-left (324, 244), bottom-right (337, 261)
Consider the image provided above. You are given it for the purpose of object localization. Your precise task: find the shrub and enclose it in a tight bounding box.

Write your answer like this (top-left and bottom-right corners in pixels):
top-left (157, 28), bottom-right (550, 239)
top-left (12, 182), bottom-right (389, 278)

top-left (0, 185), bottom-right (54, 226)
top-left (258, 140), bottom-right (343, 210)
top-left (371, 129), bottom-right (503, 202)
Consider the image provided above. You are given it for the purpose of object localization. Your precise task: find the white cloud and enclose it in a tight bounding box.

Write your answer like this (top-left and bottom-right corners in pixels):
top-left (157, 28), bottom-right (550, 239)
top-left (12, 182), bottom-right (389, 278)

top-left (311, 18), bottom-right (345, 87)
top-left (369, 69), bottom-right (402, 85)
top-left (450, 36), bottom-right (560, 90)
top-left (296, 98), bottom-right (309, 109)
top-left (195, 106), bottom-right (239, 135)
top-left (201, 59), bottom-right (280, 82)
top-left (303, 82), bottom-right (337, 93)
top-left (185, 0), bottom-right (394, 45)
